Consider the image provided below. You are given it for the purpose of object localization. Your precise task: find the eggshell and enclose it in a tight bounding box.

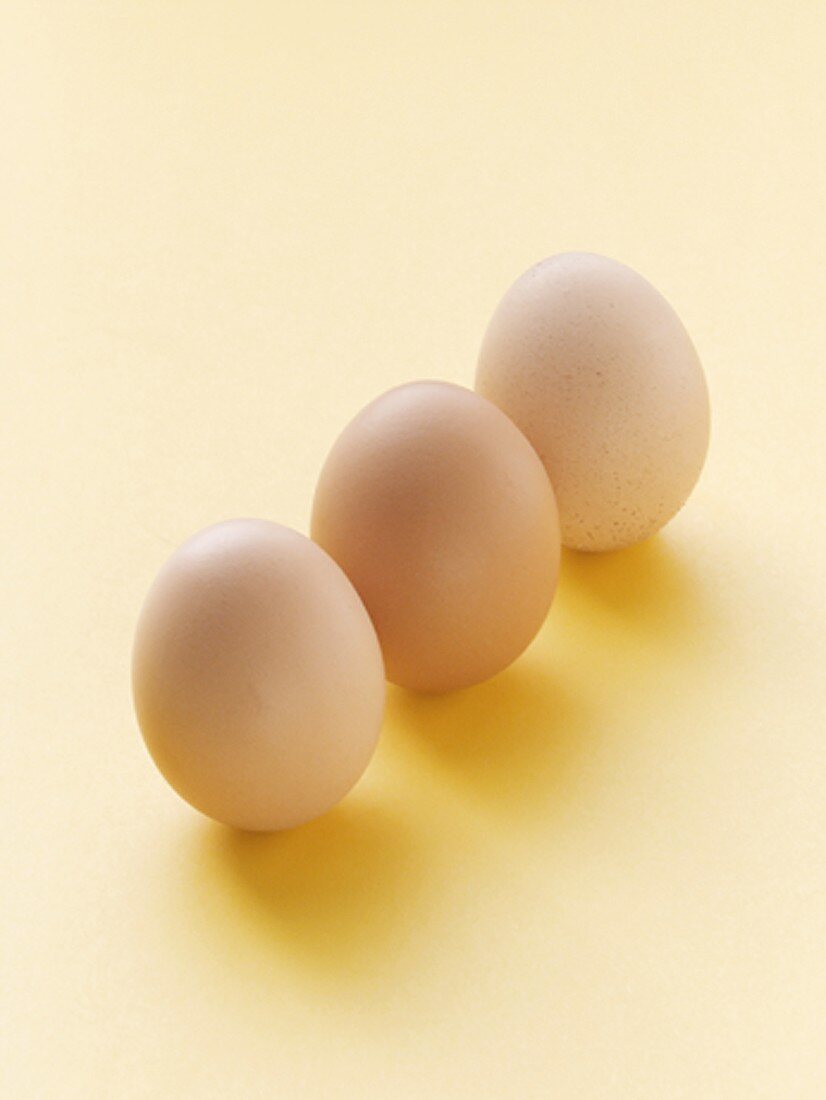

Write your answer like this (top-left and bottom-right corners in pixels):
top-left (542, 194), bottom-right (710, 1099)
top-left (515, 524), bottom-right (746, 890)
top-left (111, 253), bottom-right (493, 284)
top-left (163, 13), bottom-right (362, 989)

top-left (311, 381), bottom-right (560, 692)
top-left (476, 252), bottom-right (710, 551)
top-left (132, 519), bottom-right (385, 831)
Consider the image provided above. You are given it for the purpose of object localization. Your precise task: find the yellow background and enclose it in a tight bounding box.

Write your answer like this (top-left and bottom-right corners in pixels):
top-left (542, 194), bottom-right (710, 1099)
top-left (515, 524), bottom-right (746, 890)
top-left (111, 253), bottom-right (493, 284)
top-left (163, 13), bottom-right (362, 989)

top-left (3, 3), bottom-right (825, 1096)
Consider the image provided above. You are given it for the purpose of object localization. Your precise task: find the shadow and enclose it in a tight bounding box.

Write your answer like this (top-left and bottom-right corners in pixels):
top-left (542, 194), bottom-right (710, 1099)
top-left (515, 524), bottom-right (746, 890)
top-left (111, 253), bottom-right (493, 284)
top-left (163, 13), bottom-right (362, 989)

top-left (557, 534), bottom-right (714, 656)
top-left (178, 532), bottom-right (721, 988)
top-left (385, 657), bottom-right (592, 826)
top-left (188, 796), bottom-right (429, 987)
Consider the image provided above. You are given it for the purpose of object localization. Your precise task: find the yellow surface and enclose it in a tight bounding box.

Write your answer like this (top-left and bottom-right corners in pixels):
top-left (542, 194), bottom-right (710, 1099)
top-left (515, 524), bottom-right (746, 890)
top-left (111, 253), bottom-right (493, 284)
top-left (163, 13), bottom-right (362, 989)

top-left (3, 3), bottom-right (825, 1096)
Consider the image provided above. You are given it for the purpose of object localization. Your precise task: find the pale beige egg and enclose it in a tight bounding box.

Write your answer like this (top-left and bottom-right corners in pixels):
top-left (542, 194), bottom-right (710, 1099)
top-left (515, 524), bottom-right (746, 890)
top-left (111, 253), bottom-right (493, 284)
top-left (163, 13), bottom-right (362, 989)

top-left (476, 252), bottom-right (710, 551)
top-left (132, 519), bottom-right (385, 831)
top-left (311, 381), bottom-right (560, 693)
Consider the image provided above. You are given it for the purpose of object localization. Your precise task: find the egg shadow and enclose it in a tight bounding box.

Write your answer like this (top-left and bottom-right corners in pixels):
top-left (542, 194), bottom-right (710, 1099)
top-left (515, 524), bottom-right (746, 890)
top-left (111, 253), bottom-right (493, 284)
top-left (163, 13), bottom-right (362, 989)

top-left (385, 533), bottom-right (715, 824)
top-left (184, 533), bottom-right (716, 984)
top-left (385, 657), bottom-right (592, 826)
top-left (559, 533), bottom-right (716, 654)
top-left (191, 796), bottom-right (429, 986)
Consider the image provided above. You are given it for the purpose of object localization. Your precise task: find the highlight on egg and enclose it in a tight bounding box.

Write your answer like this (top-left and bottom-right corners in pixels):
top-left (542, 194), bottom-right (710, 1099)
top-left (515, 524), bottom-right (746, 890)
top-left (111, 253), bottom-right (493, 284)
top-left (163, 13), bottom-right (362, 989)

top-left (311, 380), bottom-right (561, 693)
top-left (132, 519), bottom-right (385, 831)
top-left (476, 252), bottom-right (710, 552)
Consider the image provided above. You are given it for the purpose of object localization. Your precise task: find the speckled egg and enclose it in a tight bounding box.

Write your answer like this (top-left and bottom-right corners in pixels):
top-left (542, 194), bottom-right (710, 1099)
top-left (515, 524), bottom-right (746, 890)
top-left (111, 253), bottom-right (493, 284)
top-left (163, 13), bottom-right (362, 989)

top-left (476, 252), bottom-right (710, 551)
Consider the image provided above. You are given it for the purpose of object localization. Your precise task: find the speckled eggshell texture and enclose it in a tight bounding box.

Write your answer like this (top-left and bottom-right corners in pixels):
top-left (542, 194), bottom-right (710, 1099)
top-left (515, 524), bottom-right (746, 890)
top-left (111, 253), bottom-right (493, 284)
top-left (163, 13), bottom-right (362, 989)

top-left (132, 519), bottom-right (385, 831)
top-left (476, 252), bottom-right (710, 551)
top-left (311, 381), bottom-right (561, 693)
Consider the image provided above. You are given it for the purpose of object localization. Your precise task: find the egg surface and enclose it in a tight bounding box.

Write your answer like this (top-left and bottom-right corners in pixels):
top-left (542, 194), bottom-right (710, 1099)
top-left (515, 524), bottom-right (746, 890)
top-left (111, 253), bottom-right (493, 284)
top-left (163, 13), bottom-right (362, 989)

top-left (476, 252), bottom-right (710, 551)
top-left (311, 381), bottom-right (560, 692)
top-left (132, 519), bottom-right (385, 830)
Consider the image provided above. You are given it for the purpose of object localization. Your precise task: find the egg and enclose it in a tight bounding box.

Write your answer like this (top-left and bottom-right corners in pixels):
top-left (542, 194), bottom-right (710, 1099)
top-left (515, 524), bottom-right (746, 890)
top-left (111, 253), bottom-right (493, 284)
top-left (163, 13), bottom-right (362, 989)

top-left (476, 252), bottom-right (710, 551)
top-left (311, 381), bottom-right (560, 692)
top-left (132, 519), bottom-right (385, 830)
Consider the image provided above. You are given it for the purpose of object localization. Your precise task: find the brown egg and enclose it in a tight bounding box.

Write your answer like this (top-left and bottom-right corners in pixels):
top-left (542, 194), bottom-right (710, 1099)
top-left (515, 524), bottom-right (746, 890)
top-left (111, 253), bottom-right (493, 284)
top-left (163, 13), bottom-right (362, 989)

top-left (311, 381), bottom-right (560, 692)
top-left (476, 252), bottom-right (711, 551)
top-left (132, 519), bottom-right (385, 830)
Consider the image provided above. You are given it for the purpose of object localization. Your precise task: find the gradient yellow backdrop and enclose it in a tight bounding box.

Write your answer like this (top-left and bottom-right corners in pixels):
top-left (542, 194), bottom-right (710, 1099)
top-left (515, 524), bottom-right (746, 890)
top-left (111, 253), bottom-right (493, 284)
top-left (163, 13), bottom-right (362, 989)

top-left (3, 3), bottom-right (825, 1097)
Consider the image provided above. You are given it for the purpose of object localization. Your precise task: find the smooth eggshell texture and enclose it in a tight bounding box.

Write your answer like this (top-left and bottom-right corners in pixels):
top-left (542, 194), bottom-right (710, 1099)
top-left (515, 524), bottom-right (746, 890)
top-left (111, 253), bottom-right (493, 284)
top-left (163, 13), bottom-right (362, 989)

top-left (476, 252), bottom-right (711, 551)
top-left (311, 381), bottom-right (560, 693)
top-left (132, 519), bottom-right (385, 831)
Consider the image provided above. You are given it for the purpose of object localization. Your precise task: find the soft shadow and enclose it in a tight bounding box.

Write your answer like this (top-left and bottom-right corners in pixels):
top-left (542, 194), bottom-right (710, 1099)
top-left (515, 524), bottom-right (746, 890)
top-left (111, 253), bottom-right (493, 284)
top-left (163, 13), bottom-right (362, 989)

top-left (558, 534), bottom-right (714, 653)
top-left (190, 797), bottom-right (427, 985)
top-left (385, 658), bottom-right (592, 825)
top-left (181, 534), bottom-right (716, 985)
